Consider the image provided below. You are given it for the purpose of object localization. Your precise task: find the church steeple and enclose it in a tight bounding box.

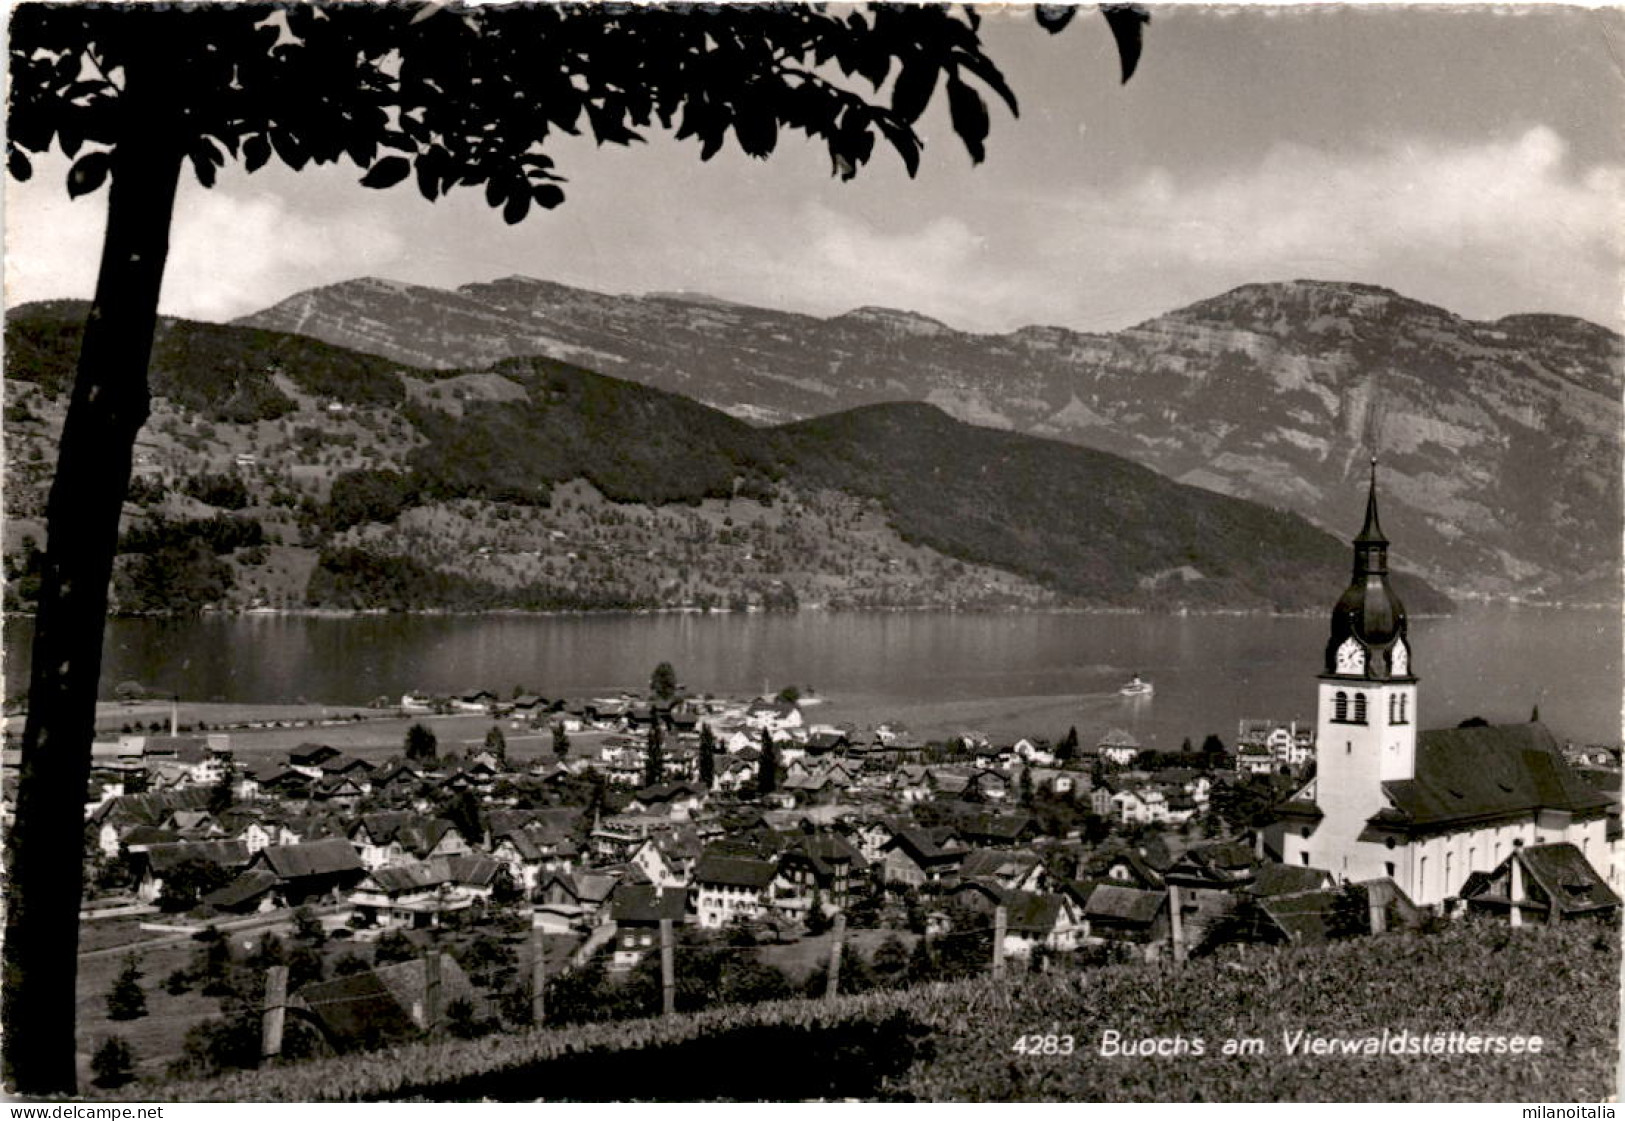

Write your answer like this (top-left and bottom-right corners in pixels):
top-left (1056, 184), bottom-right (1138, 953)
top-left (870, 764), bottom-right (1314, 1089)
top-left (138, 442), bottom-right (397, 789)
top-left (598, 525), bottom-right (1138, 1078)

top-left (1324, 460), bottom-right (1411, 680)
top-left (1352, 458), bottom-right (1388, 575)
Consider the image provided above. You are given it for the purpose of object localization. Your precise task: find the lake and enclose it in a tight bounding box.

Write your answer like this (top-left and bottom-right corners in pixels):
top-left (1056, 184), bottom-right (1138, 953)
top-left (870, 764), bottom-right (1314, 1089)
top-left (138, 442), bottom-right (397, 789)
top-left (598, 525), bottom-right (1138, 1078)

top-left (3, 605), bottom-right (1620, 749)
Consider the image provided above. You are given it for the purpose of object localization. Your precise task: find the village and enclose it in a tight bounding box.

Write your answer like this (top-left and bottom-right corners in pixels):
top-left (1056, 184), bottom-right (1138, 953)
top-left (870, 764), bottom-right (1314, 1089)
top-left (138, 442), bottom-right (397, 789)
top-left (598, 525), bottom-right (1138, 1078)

top-left (11, 479), bottom-right (1620, 1090)
top-left (5, 633), bottom-right (1617, 1087)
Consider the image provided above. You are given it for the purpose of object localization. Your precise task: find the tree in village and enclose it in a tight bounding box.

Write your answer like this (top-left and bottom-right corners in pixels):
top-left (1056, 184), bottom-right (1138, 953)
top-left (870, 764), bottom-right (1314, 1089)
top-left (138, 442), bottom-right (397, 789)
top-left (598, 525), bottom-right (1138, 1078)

top-left (649, 661), bottom-right (679, 703)
top-left (757, 728), bottom-right (779, 798)
top-left (104, 955), bottom-right (146, 1021)
top-left (644, 721), bottom-right (666, 789)
top-left (483, 723), bottom-right (507, 763)
top-left (1056, 725), bottom-right (1080, 765)
top-left (403, 722), bottom-right (438, 764)
top-left (2, 2), bottom-right (1146, 1092)
top-left (206, 768), bottom-right (234, 816)
top-left (89, 1037), bottom-right (137, 1090)
top-left (551, 721), bottom-right (570, 763)
top-left (697, 722), bottom-right (718, 790)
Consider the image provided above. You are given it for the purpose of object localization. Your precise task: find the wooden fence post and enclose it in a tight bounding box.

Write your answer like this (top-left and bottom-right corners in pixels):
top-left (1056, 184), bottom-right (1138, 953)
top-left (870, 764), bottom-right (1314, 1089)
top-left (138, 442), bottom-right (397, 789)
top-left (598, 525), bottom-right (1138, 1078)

top-left (659, 917), bottom-right (675, 1016)
top-left (1168, 883), bottom-right (1187, 965)
top-left (1368, 889), bottom-right (1387, 935)
top-left (260, 964), bottom-right (288, 1062)
top-left (992, 905), bottom-right (1007, 981)
top-left (423, 951), bottom-right (443, 1033)
top-left (825, 912), bottom-right (846, 999)
top-left (530, 926), bottom-right (547, 1027)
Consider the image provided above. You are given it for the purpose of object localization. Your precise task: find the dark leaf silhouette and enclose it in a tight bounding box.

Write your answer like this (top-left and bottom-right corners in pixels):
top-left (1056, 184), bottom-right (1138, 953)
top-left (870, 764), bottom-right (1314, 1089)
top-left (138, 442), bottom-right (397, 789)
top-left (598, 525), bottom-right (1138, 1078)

top-left (359, 154), bottom-right (410, 189)
top-left (65, 150), bottom-right (109, 197)
top-left (1102, 4), bottom-right (1151, 84)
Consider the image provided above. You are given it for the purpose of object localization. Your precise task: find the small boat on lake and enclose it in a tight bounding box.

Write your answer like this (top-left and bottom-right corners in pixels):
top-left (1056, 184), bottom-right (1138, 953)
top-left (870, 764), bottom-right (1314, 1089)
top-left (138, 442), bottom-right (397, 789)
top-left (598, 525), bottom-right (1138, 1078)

top-left (1119, 674), bottom-right (1154, 697)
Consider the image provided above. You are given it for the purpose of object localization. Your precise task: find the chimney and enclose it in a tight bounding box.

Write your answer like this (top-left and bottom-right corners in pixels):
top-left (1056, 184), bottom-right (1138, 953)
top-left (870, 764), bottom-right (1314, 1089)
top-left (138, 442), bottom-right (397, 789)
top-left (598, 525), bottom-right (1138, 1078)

top-left (170, 696), bottom-right (179, 737)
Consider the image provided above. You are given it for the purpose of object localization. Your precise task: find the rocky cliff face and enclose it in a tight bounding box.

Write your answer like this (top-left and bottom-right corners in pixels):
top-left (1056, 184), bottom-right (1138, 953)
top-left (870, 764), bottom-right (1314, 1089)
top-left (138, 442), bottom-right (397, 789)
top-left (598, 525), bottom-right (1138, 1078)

top-left (237, 277), bottom-right (1623, 600)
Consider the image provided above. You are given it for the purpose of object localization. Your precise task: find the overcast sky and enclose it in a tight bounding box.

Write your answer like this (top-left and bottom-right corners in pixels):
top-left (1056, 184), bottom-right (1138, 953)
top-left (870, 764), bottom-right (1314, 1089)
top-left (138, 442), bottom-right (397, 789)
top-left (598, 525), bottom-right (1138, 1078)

top-left (7, 5), bottom-right (1623, 334)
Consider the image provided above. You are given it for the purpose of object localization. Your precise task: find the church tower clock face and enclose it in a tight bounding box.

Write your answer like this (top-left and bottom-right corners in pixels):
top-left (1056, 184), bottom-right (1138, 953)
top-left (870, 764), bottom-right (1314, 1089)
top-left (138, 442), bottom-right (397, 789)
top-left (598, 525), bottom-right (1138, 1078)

top-left (1335, 637), bottom-right (1366, 675)
top-left (1391, 638), bottom-right (1408, 676)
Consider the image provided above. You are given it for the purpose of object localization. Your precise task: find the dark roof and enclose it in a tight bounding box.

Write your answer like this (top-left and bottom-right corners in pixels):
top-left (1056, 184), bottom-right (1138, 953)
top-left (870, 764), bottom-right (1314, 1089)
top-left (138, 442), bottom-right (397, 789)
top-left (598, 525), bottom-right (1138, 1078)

top-left (255, 838), bottom-right (363, 879)
top-left (365, 863), bottom-right (446, 894)
top-left (294, 955), bottom-right (477, 1046)
top-left (1002, 890), bottom-right (1070, 934)
top-left (120, 825), bottom-right (181, 848)
top-left (1260, 890), bottom-right (1341, 944)
top-left (320, 754), bottom-right (375, 774)
top-left (145, 840), bottom-right (250, 873)
top-left (91, 788), bottom-right (212, 827)
top-left (783, 833), bottom-right (864, 875)
top-left (350, 812), bottom-right (415, 843)
top-left (959, 849), bottom-right (1041, 881)
top-left (1520, 843), bottom-right (1620, 913)
top-left (202, 869), bottom-right (280, 909)
top-left (1084, 884), bottom-right (1166, 925)
top-left (289, 744), bottom-right (342, 767)
top-left (1246, 863), bottom-right (1335, 898)
top-left (611, 884), bottom-right (688, 924)
top-left (693, 853), bottom-right (778, 889)
top-left (1380, 723), bottom-right (1613, 830)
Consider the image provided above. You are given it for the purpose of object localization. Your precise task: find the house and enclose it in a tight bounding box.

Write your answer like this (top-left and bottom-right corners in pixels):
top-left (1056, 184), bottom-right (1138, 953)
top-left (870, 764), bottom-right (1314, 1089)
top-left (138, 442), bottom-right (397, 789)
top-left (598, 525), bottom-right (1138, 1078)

top-left (1013, 738), bottom-right (1056, 767)
top-left (628, 836), bottom-right (695, 889)
top-left (609, 884), bottom-right (689, 968)
top-left (774, 833), bottom-right (867, 918)
top-left (454, 688), bottom-right (497, 714)
top-left (957, 849), bottom-right (1049, 894)
top-left (1001, 890), bottom-right (1087, 958)
top-left (1096, 729), bottom-right (1141, 767)
top-left (348, 855), bottom-right (505, 928)
top-left (535, 870), bottom-right (619, 930)
top-left (895, 765), bottom-right (932, 804)
top-left (291, 956), bottom-right (482, 1050)
top-left (312, 774), bottom-right (366, 810)
top-left (965, 769), bottom-right (1013, 803)
top-left (693, 853), bottom-right (779, 928)
top-left (1111, 784), bottom-right (1167, 826)
top-left (954, 810), bottom-right (1037, 848)
top-left (492, 828), bottom-right (570, 892)
top-left (288, 744), bottom-right (343, 775)
top-left (1026, 767), bottom-right (1085, 799)
top-left (715, 756), bottom-right (758, 794)
top-left (627, 781), bottom-right (708, 820)
top-left (201, 869), bottom-right (281, 915)
top-left (1087, 848), bottom-right (1166, 890)
top-left (1460, 842), bottom-right (1620, 924)
top-left (1082, 884), bottom-right (1170, 945)
top-left (881, 828), bottom-right (967, 887)
top-left (235, 819), bottom-right (277, 855)
top-left (744, 699), bottom-right (804, 735)
top-left (247, 838), bottom-right (366, 906)
top-left (136, 840), bottom-right (252, 903)
top-left (1235, 744), bottom-right (1277, 776)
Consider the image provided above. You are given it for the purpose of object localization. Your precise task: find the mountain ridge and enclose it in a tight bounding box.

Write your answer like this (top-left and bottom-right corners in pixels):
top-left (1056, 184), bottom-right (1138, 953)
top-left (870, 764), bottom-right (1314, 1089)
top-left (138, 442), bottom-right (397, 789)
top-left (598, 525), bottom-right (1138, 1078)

top-left (3, 305), bottom-right (1452, 617)
top-left (233, 275), bottom-right (1623, 601)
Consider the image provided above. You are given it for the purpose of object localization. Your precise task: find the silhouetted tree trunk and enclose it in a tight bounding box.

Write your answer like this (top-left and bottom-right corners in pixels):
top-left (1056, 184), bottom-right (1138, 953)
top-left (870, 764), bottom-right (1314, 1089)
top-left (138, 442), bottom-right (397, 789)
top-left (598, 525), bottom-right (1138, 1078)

top-left (3, 45), bottom-right (183, 1095)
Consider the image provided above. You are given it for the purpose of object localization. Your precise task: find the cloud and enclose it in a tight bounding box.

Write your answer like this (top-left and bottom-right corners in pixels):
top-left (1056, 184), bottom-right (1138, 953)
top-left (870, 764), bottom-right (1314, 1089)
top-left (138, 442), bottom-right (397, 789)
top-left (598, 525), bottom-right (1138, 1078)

top-left (8, 126), bottom-right (1619, 337)
top-left (1031, 126), bottom-right (1625, 331)
top-left (6, 158), bottom-right (403, 320)
top-left (162, 188), bottom-right (404, 320)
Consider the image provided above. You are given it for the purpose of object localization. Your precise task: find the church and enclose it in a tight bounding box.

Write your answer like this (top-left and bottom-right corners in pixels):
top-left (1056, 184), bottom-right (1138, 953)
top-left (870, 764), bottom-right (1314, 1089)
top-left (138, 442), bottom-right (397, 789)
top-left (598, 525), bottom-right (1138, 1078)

top-left (1264, 466), bottom-right (1615, 908)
